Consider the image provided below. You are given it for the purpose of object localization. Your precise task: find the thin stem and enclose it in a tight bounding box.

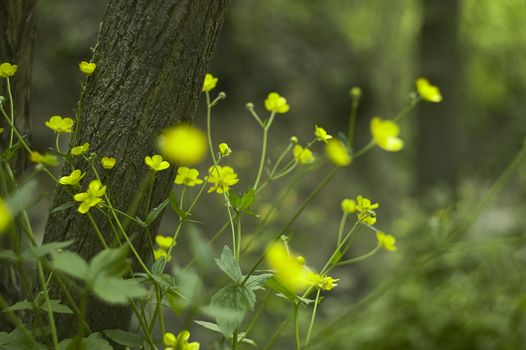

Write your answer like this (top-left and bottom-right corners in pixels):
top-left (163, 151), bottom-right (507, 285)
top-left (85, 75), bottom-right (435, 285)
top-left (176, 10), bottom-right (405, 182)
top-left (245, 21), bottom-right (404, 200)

top-left (293, 302), bottom-right (301, 350)
top-left (156, 284), bottom-right (166, 335)
top-left (262, 317), bottom-right (290, 350)
top-left (37, 261), bottom-right (59, 350)
top-left (55, 134), bottom-right (61, 154)
top-left (87, 212), bottom-right (109, 249)
top-left (6, 77), bottom-right (15, 147)
top-left (347, 95), bottom-right (360, 147)
top-left (245, 291), bottom-right (271, 337)
top-left (236, 213), bottom-right (242, 260)
top-left (336, 213), bottom-right (348, 245)
top-left (224, 193), bottom-right (237, 259)
top-left (253, 112), bottom-right (276, 190)
top-left (305, 288), bottom-right (321, 345)
top-left (0, 294), bottom-right (39, 348)
top-left (336, 245), bottom-right (380, 266)
top-left (232, 330), bottom-right (238, 350)
top-left (206, 92), bottom-right (217, 164)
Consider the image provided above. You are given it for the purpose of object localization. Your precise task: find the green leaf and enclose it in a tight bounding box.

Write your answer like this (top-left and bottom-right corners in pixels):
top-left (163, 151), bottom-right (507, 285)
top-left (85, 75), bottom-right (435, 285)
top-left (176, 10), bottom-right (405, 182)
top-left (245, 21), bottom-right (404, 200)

top-left (244, 273), bottom-right (273, 291)
top-left (103, 329), bottom-right (144, 347)
top-left (92, 276), bottom-right (147, 304)
top-left (5, 300), bottom-right (33, 312)
top-left (0, 250), bottom-right (17, 263)
top-left (173, 268), bottom-right (202, 307)
top-left (88, 246), bottom-right (129, 281)
top-left (239, 188), bottom-right (256, 210)
top-left (215, 245), bottom-right (242, 283)
top-left (49, 201), bottom-right (76, 214)
top-left (145, 198), bottom-right (169, 225)
top-left (194, 320), bottom-right (222, 333)
top-left (228, 190), bottom-right (240, 208)
top-left (209, 284), bottom-right (256, 337)
top-left (151, 257), bottom-right (165, 276)
top-left (51, 251), bottom-right (89, 281)
top-left (169, 191), bottom-right (188, 219)
top-left (6, 180), bottom-right (37, 215)
top-left (22, 240), bottom-right (73, 260)
top-left (58, 333), bottom-right (112, 350)
top-left (189, 226), bottom-right (215, 269)
top-left (45, 299), bottom-right (73, 314)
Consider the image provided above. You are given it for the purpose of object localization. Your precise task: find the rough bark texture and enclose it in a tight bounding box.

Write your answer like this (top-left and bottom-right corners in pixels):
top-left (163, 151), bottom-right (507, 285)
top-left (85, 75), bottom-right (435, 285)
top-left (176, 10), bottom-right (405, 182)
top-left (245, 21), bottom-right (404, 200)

top-left (0, 0), bottom-right (37, 332)
top-left (42, 0), bottom-right (229, 338)
top-left (416, 0), bottom-right (461, 193)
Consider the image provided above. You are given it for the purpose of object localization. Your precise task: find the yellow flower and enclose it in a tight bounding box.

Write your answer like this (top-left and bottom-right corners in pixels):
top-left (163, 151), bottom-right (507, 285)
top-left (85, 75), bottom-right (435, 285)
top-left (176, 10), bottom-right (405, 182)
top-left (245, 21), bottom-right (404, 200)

top-left (73, 180), bottom-right (106, 214)
top-left (264, 92), bottom-right (290, 114)
top-left (70, 143), bottom-right (89, 156)
top-left (174, 167), bottom-right (203, 187)
top-left (0, 198), bottom-right (12, 233)
top-left (206, 165), bottom-right (239, 194)
top-left (101, 157), bottom-right (116, 170)
top-left (45, 115), bottom-right (74, 134)
top-left (158, 124), bottom-right (207, 166)
top-left (308, 272), bottom-right (339, 291)
top-left (79, 61), bottom-right (96, 75)
top-left (0, 62), bottom-right (17, 78)
top-left (293, 145), bottom-right (315, 164)
top-left (376, 231), bottom-right (397, 252)
top-left (163, 330), bottom-right (199, 350)
top-left (341, 199), bottom-right (356, 214)
top-left (416, 77), bottom-right (442, 103)
top-left (370, 117), bottom-right (404, 152)
top-left (266, 242), bottom-right (310, 293)
top-left (153, 248), bottom-right (170, 261)
top-left (314, 125), bottom-right (333, 143)
top-left (202, 73), bottom-right (218, 92)
top-left (155, 235), bottom-right (174, 249)
top-left (218, 142), bottom-right (232, 157)
top-left (59, 170), bottom-right (85, 186)
top-left (30, 151), bottom-right (58, 166)
top-left (145, 155), bottom-right (170, 172)
top-left (325, 139), bottom-right (352, 166)
top-left (356, 195), bottom-right (379, 225)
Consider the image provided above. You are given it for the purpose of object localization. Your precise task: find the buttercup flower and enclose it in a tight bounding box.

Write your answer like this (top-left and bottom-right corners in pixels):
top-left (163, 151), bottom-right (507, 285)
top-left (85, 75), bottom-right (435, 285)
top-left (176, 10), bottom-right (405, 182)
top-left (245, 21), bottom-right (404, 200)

top-left (0, 198), bottom-right (12, 233)
top-left (59, 170), bottom-right (85, 186)
top-left (174, 167), bottom-right (203, 187)
top-left (416, 77), bottom-right (442, 103)
top-left (356, 195), bottom-right (379, 225)
top-left (101, 157), bottom-right (116, 170)
top-left (206, 165), bottom-right (239, 194)
top-left (376, 231), bottom-right (397, 252)
top-left (370, 117), bottom-right (404, 152)
top-left (79, 61), bottom-right (96, 75)
top-left (158, 124), bottom-right (207, 166)
top-left (266, 242), bottom-right (310, 292)
top-left (308, 272), bottom-right (339, 291)
top-left (145, 155), bottom-right (170, 172)
top-left (202, 73), bottom-right (218, 92)
top-left (163, 330), bottom-right (200, 350)
top-left (0, 62), bottom-right (17, 78)
top-left (45, 115), bottom-right (74, 134)
top-left (153, 248), bottom-right (170, 261)
top-left (341, 198), bottom-right (356, 214)
top-left (155, 235), bottom-right (174, 249)
top-left (314, 125), bottom-right (333, 143)
top-left (325, 139), bottom-right (352, 166)
top-left (70, 143), bottom-right (89, 156)
top-left (73, 180), bottom-right (106, 214)
top-left (30, 151), bottom-right (58, 166)
top-left (218, 143), bottom-right (232, 157)
top-left (293, 145), bottom-right (315, 164)
top-left (265, 92), bottom-right (290, 114)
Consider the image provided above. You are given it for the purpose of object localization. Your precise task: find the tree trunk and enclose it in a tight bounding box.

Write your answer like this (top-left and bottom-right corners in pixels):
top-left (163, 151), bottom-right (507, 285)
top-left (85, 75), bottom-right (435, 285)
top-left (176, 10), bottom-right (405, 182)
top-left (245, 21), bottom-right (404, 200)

top-left (42, 0), bottom-right (229, 338)
top-left (0, 0), bottom-right (37, 332)
top-left (416, 0), bottom-right (461, 194)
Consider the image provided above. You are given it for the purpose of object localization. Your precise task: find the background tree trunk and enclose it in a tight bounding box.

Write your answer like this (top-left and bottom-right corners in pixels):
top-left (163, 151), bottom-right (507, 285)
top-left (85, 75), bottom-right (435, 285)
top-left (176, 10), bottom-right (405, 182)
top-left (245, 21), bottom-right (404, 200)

top-left (0, 0), bottom-right (37, 332)
top-left (416, 0), bottom-right (461, 194)
top-left (42, 0), bottom-right (229, 337)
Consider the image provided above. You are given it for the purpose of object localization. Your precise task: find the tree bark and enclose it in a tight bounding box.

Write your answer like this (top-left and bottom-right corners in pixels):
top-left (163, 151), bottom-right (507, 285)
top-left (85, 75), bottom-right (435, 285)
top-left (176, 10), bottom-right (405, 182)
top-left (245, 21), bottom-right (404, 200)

top-left (416, 0), bottom-right (461, 194)
top-left (0, 0), bottom-right (37, 332)
top-left (42, 0), bottom-right (229, 338)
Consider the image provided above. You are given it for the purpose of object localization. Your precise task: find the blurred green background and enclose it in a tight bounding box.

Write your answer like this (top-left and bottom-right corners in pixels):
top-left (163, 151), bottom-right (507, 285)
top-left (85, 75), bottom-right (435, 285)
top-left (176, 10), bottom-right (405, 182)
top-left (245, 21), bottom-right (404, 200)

top-left (30, 0), bottom-right (526, 348)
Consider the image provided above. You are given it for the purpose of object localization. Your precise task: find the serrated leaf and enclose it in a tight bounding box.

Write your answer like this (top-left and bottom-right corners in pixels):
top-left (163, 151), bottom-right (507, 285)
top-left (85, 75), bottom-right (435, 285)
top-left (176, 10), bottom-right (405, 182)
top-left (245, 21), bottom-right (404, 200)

top-left (49, 201), bottom-right (76, 214)
top-left (244, 273), bottom-right (273, 291)
top-left (58, 333), bottom-right (112, 350)
top-left (88, 246), bottom-right (129, 281)
top-left (215, 245), bottom-right (242, 283)
top-left (228, 190), bottom-right (240, 208)
top-left (145, 198), bottom-right (169, 225)
top-left (194, 320), bottom-right (222, 333)
top-left (51, 251), bottom-right (89, 281)
top-left (92, 276), bottom-right (147, 304)
top-left (169, 191), bottom-right (188, 219)
top-left (239, 188), bottom-right (256, 210)
top-left (6, 180), bottom-right (37, 215)
top-left (22, 240), bottom-right (73, 260)
top-left (103, 329), bottom-right (144, 347)
top-left (209, 284), bottom-right (256, 337)
top-left (45, 299), bottom-right (73, 314)
top-left (5, 300), bottom-right (33, 312)
top-left (173, 268), bottom-right (202, 307)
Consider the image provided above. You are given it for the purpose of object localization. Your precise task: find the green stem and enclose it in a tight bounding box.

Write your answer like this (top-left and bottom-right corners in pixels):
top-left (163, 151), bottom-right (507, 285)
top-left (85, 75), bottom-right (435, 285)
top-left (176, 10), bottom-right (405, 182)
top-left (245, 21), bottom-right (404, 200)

top-left (6, 77), bottom-right (14, 148)
top-left (156, 284), bottom-right (166, 334)
top-left (245, 291), bottom-right (271, 337)
top-left (336, 213), bottom-right (348, 245)
top-left (262, 317), bottom-right (290, 350)
top-left (347, 96), bottom-right (360, 147)
top-left (0, 293), bottom-right (39, 348)
top-left (305, 288), bottom-right (321, 345)
top-left (336, 245), bottom-right (380, 267)
top-left (224, 193), bottom-right (237, 259)
top-left (206, 92), bottom-right (217, 164)
top-left (293, 302), bottom-right (301, 350)
top-left (253, 112), bottom-right (276, 190)
top-left (87, 212), bottom-right (109, 249)
top-left (37, 261), bottom-right (59, 350)
top-left (55, 134), bottom-right (61, 154)
top-left (232, 329), bottom-right (238, 350)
